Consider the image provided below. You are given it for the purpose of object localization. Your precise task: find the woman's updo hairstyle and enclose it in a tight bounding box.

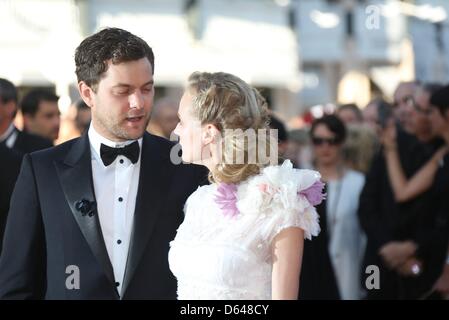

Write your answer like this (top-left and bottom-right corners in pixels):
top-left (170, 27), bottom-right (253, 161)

top-left (186, 71), bottom-right (273, 184)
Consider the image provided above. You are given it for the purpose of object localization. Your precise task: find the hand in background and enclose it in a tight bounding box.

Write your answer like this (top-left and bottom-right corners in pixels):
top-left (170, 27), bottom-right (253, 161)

top-left (379, 241), bottom-right (417, 269)
top-left (397, 256), bottom-right (423, 277)
top-left (379, 119), bottom-right (397, 151)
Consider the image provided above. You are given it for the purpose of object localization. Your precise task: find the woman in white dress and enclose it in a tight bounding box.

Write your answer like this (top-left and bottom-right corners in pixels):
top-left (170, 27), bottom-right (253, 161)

top-left (168, 72), bottom-right (323, 300)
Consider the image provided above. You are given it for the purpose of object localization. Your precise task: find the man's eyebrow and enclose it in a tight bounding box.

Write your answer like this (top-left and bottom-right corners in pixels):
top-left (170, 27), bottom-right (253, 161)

top-left (142, 80), bottom-right (154, 87)
top-left (112, 80), bottom-right (154, 88)
top-left (112, 84), bottom-right (131, 88)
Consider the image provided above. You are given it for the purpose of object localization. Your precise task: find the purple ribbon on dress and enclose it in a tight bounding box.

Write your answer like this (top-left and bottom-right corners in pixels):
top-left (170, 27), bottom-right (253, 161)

top-left (298, 180), bottom-right (326, 206)
top-left (214, 183), bottom-right (239, 218)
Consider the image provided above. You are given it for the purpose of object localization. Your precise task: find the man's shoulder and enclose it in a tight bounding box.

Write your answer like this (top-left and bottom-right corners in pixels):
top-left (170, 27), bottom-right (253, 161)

top-left (143, 132), bottom-right (180, 164)
top-left (28, 136), bottom-right (81, 163)
top-left (142, 133), bottom-right (209, 185)
top-left (143, 132), bottom-right (175, 150)
top-left (17, 130), bottom-right (53, 150)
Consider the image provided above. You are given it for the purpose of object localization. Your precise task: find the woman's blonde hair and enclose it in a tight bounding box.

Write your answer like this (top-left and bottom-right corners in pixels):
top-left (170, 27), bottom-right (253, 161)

top-left (342, 123), bottom-right (379, 173)
top-left (186, 71), bottom-right (273, 184)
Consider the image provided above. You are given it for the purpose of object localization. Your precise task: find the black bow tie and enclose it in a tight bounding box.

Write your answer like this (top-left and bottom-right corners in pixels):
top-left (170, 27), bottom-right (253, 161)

top-left (100, 141), bottom-right (140, 166)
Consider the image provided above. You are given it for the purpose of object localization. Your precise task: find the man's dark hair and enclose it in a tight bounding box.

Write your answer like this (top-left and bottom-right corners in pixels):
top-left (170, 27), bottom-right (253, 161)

top-left (20, 89), bottom-right (59, 116)
top-left (75, 27), bottom-right (155, 92)
top-left (0, 78), bottom-right (18, 104)
top-left (430, 84), bottom-right (449, 116)
top-left (422, 83), bottom-right (443, 96)
top-left (310, 114), bottom-right (347, 144)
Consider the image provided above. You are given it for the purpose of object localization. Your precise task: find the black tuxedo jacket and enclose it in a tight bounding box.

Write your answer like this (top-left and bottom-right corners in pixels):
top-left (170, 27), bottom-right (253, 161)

top-left (0, 132), bottom-right (207, 299)
top-left (0, 144), bottom-right (22, 252)
top-left (12, 128), bottom-right (53, 155)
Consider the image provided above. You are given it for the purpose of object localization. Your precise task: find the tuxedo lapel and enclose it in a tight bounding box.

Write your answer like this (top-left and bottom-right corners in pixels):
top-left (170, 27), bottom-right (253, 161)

top-left (55, 133), bottom-right (116, 287)
top-left (121, 133), bottom-right (173, 296)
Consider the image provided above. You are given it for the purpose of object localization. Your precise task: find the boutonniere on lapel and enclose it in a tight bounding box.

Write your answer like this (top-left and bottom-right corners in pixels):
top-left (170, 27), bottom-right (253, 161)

top-left (75, 199), bottom-right (97, 217)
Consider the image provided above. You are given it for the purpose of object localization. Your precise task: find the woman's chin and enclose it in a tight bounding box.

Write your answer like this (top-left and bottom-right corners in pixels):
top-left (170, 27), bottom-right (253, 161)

top-left (191, 159), bottom-right (204, 166)
top-left (181, 155), bottom-right (192, 164)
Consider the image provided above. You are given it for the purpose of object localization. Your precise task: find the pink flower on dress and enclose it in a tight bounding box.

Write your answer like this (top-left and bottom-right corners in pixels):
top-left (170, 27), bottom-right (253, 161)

top-left (258, 183), bottom-right (268, 193)
top-left (214, 183), bottom-right (239, 218)
top-left (299, 180), bottom-right (326, 206)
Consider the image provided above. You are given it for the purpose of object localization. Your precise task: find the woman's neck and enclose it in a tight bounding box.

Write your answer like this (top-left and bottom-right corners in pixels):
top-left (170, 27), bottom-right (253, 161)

top-left (316, 163), bottom-right (344, 182)
top-left (200, 157), bottom-right (216, 175)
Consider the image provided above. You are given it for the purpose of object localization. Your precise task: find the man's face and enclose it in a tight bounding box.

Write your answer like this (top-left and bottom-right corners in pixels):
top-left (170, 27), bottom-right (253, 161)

top-left (393, 83), bottom-right (415, 132)
top-left (0, 100), bottom-right (16, 131)
top-left (0, 100), bottom-right (8, 125)
top-left (428, 105), bottom-right (447, 138)
top-left (25, 100), bottom-right (60, 141)
top-left (89, 58), bottom-right (154, 141)
top-left (409, 89), bottom-right (433, 142)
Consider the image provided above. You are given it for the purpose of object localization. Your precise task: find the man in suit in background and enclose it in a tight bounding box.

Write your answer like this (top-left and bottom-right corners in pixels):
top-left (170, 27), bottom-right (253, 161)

top-left (21, 89), bottom-right (61, 142)
top-left (0, 27), bottom-right (206, 300)
top-left (0, 78), bottom-right (53, 154)
top-left (0, 144), bottom-right (22, 253)
top-left (1, 78), bottom-right (52, 251)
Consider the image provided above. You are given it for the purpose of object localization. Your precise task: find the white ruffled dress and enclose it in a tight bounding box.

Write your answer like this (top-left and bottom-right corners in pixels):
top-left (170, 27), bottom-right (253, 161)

top-left (168, 160), bottom-right (322, 300)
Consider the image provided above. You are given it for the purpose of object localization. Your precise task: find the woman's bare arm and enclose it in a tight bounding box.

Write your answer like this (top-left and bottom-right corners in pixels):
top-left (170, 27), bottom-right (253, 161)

top-left (271, 227), bottom-right (304, 300)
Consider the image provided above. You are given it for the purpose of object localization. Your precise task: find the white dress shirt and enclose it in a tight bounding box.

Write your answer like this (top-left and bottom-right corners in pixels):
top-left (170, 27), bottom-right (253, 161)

top-left (88, 125), bottom-right (142, 296)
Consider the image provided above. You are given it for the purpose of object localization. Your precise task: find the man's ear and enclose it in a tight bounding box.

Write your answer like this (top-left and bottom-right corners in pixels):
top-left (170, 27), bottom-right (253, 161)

top-left (78, 81), bottom-right (95, 108)
top-left (22, 113), bottom-right (34, 131)
top-left (202, 124), bottom-right (220, 145)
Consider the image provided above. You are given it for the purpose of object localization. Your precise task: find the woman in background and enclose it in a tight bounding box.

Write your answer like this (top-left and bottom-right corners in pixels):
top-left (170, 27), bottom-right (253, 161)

top-left (300, 115), bottom-right (366, 300)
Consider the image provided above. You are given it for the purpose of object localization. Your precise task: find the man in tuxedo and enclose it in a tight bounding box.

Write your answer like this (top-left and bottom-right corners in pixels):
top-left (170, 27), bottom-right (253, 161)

top-left (0, 28), bottom-right (207, 299)
top-left (0, 144), bottom-right (22, 253)
top-left (0, 78), bottom-right (53, 154)
top-left (1, 79), bottom-right (51, 250)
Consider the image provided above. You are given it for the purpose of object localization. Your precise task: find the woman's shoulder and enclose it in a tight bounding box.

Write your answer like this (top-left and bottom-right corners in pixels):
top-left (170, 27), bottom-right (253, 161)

top-left (242, 160), bottom-right (323, 195)
top-left (184, 183), bottom-right (216, 209)
top-left (246, 159), bottom-right (320, 184)
top-left (188, 183), bottom-right (216, 199)
top-left (236, 160), bottom-right (323, 239)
